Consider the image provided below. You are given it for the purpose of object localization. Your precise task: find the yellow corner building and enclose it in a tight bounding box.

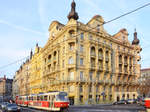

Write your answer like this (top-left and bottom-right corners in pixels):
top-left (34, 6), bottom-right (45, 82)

top-left (13, 0), bottom-right (142, 105)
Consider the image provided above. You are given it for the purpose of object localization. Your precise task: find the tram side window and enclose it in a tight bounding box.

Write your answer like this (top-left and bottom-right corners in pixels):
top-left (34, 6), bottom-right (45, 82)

top-left (33, 96), bottom-right (36, 101)
top-left (31, 96), bottom-right (33, 101)
top-left (49, 96), bottom-right (51, 101)
top-left (40, 96), bottom-right (43, 101)
top-left (37, 96), bottom-right (40, 101)
top-left (44, 95), bottom-right (48, 101)
top-left (26, 96), bottom-right (28, 101)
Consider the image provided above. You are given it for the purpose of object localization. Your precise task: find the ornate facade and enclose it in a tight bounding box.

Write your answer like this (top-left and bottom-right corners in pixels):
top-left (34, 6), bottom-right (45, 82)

top-left (13, 0), bottom-right (142, 105)
top-left (140, 68), bottom-right (150, 97)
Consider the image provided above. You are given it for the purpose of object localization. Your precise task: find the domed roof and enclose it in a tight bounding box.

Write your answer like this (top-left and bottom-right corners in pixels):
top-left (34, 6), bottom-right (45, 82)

top-left (132, 29), bottom-right (140, 45)
top-left (67, 0), bottom-right (79, 20)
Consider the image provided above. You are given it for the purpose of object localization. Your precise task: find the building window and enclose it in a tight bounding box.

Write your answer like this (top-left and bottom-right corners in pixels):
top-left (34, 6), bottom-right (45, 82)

top-left (89, 72), bottom-right (93, 80)
top-left (97, 24), bottom-right (100, 32)
top-left (118, 45), bottom-right (120, 50)
top-left (80, 45), bottom-right (83, 52)
top-left (97, 38), bottom-right (100, 43)
top-left (68, 57), bottom-right (73, 64)
top-left (62, 60), bottom-right (65, 68)
top-left (89, 85), bottom-right (92, 93)
top-left (80, 85), bottom-right (83, 93)
top-left (69, 42), bottom-right (75, 51)
top-left (70, 85), bottom-right (74, 92)
top-left (96, 85), bottom-right (99, 92)
top-left (80, 71), bottom-right (83, 80)
top-left (70, 72), bottom-right (74, 80)
top-left (80, 33), bottom-right (84, 40)
top-left (80, 58), bottom-right (83, 65)
top-left (62, 73), bottom-right (64, 80)
top-left (89, 34), bottom-right (92, 40)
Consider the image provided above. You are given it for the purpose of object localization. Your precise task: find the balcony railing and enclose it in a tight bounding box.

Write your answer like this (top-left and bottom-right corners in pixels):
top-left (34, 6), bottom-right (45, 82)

top-left (98, 55), bottom-right (103, 60)
top-left (47, 59), bottom-right (51, 64)
top-left (90, 53), bottom-right (96, 57)
top-left (53, 57), bottom-right (56, 61)
top-left (105, 57), bottom-right (109, 62)
top-left (124, 62), bottom-right (128, 66)
top-left (119, 60), bottom-right (122, 64)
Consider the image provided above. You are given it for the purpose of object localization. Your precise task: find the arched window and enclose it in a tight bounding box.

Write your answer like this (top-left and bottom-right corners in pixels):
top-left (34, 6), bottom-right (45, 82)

top-left (98, 49), bottom-right (103, 58)
top-left (91, 46), bottom-right (95, 56)
top-left (54, 51), bottom-right (57, 60)
top-left (119, 55), bottom-right (122, 64)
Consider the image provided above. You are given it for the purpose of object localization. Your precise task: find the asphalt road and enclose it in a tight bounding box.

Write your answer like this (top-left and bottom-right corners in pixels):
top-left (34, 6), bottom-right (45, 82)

top-left (19, 104), bottom-right (146, 112)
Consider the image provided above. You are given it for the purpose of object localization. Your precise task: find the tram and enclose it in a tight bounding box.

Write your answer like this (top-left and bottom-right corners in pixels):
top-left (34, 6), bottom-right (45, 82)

top-left (145, 98), bottom-right (150, 108)
top-left (16, 91), bottom-right (69, 112)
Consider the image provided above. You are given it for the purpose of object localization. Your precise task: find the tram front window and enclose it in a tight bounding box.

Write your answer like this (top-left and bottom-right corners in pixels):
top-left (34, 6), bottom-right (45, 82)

top-left (56, 93), bottom-right (68, 101)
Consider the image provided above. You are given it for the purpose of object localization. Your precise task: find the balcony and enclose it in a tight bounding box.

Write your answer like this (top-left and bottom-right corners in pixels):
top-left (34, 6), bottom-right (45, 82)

top-left (53, 57), bottom-right (56, 62)
top-left (124, 70), bottom-right (128, 74)
top-left (90, 53), bottom-right (96, 58)
top-left (105, 66), bottom-right (109, 72)
top-left (116, 81), bottom-right (122, 85)
top-left (119, 69), bottom-right (123, 74)
top-left (119, 60), bottom-right (122, 65)
top-left (90, 65), bottom-right (96, 70)
top-left (97, 65), bottom-right (103, 71)
top-left (96, 79), bottom-right (103, 84)
top-left (109, 80), bottom-right (115, 85)
top-left (104, 80), bottom-right (109, 85)
top-left (67, 64), bottom-right (76, 69)
top-left (98, 55), bottom-right (103, 60)
top-left (47, 59), bottom-right (51, 64)
top-left (105, 57), bottom-right (109, 62)
top-left (77, 77), bottom-right (87, 83)
top-left (124, 62), bottom-right (128, 66)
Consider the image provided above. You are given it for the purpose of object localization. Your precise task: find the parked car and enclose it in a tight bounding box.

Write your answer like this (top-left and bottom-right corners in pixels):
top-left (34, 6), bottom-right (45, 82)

top-left (0, 102), bottom-right (3, 108)
top-left (5, 103), bottom-right (21, 112)
top-left (113, 100), bottom-right (127, 105)
top-left (1, 102), bottom-right (9, 110)
top-left (126, 99), bottom-right (137, 104)
top-left (139, 98), bottom-right (145, 106)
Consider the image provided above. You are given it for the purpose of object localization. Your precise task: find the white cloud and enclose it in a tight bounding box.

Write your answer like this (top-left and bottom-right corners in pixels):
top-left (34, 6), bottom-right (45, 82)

top-left (0, 19), bottom-right (46, 36)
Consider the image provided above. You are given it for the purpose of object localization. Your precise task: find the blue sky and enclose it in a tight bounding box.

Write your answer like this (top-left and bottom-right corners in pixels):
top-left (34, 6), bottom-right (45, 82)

top-left (0, 0), bottom-right (150, 78)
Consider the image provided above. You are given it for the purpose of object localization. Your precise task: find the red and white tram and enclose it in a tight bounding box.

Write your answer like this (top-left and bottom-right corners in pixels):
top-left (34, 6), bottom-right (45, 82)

top-left (145, 98), bottom-right (150, 109)
top-left (16, 91), bottom-right (69, 112)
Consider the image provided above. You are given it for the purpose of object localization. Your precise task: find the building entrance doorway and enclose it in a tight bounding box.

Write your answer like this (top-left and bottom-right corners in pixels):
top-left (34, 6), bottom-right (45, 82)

top-left (117, 96), bottom-right (120, 101)
top-left (69, 97), bottom-right (74, 105)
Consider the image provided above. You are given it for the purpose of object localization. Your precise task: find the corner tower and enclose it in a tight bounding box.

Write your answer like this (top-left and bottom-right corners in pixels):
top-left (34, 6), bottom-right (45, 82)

top-left (67, 0), bottom-right (79, 20)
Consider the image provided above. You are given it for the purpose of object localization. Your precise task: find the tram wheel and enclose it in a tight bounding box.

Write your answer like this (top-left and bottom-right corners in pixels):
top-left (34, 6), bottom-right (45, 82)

top-left (60, 108), bottom-right (69, 112)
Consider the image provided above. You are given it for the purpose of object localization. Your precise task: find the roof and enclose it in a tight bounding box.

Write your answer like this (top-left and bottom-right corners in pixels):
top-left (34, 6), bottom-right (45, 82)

top-left (141, 68), bottom-right (150, 71)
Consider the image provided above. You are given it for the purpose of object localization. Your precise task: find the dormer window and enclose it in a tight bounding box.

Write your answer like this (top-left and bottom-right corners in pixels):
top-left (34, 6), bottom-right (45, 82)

top-left (97, 24), bottom-right (100, 32)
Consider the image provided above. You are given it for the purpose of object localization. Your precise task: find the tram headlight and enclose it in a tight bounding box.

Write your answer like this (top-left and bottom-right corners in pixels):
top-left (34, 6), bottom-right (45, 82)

top-left (18, 106), bottom-right (21, 110)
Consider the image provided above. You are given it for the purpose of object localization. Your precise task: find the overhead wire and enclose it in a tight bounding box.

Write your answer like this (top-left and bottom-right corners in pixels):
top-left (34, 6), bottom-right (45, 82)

top-left (0, 2), bottom-right (150, 71)
top-left (0, 56), bottom-right (29, 70)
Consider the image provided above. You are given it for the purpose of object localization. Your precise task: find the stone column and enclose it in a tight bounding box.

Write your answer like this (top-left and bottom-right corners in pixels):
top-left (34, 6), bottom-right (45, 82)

top-left (74, 84), bottom-right (80, 105)
top-left (92, 84), bottom-right (96, 104)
